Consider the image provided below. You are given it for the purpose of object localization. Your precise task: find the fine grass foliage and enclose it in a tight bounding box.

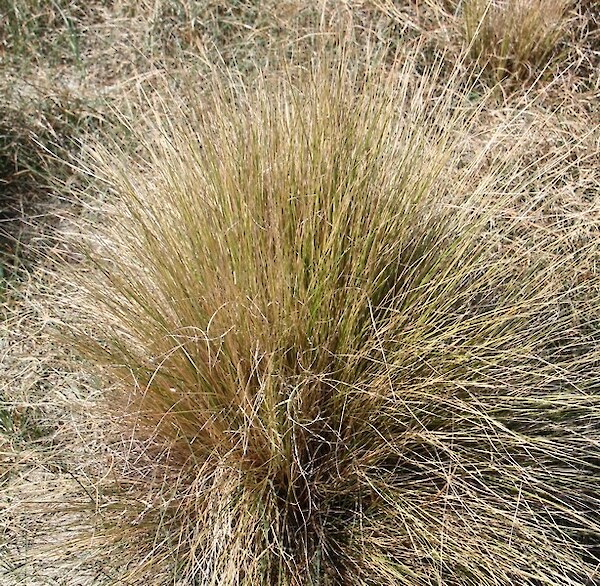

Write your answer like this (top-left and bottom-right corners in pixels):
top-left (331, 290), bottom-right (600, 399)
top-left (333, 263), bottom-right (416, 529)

top-left (0, 0), bottom-right (86, 64)
top-left (63, 54), bottom-right (600, 586)
top-left (462, 0), bottom-right (573, 86)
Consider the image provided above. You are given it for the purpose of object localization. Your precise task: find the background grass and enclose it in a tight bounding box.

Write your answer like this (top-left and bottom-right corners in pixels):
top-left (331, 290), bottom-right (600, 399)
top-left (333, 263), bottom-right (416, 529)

top-left (462, 0), bottom-right (572, 86)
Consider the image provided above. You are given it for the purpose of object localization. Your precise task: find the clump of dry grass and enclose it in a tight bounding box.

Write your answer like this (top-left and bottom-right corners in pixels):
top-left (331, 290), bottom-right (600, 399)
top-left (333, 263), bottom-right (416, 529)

top-left (462, 0), bottom-right (573, 86)
top-left (59, 52), bottom-right (600, 585)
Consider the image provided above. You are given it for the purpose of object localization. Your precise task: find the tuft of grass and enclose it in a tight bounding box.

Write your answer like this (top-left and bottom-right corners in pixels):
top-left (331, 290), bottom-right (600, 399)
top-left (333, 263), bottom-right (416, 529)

top-left (462, 0), bottom-right (573, 86)
top-left (62, 53), bottom-right (600, 585)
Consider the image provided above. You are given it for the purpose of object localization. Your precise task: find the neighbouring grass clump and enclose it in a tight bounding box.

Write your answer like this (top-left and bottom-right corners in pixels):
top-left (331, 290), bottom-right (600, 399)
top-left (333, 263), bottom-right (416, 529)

top-left (462, 0), bottom-right (572, 86)
top-left (69, 55), bottom-right (600, 585)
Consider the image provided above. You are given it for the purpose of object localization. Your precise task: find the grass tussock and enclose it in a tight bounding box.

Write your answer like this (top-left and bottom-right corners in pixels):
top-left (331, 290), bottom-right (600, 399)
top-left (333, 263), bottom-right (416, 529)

top-left (462, 0), bottom-right (573, 86)
top-left (63, 53), bottom-right (600, 586)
